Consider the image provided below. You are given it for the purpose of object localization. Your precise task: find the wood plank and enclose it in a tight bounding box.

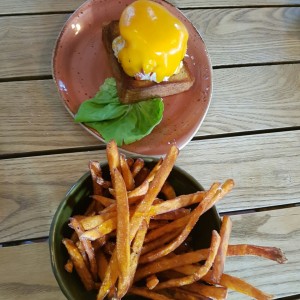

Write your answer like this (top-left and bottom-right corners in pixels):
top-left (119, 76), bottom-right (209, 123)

top-left (0, 80), bottom-right (100, 155)
top-left (0, 243), bottom-right (65, 300)
top-left (184, 7), bottom-right (300, 66)
top-left (1, 0), bottom-right (299, 15)
top-left (0, 7), bottom-right (300, 78)
top-left (1, 131), bottom-right (300, 242)
top-left (0, 14), bottom-right (69, 78)
top-left (225, 207), bottom-right (300, 299)
top-left (0, 207), bottom-right (299, 298)
top-left (201, 64), bottom-right (300, 136)
top-left (1, 64), bottom-right (300, 155)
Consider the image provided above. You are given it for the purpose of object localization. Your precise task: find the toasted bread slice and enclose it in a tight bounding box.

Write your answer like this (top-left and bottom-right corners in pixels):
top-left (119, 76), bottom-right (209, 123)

top-left (102, 20), bottom-right (194, 104)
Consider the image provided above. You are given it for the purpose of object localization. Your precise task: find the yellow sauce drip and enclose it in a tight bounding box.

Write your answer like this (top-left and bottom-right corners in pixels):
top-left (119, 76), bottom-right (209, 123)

top-left (117, 0), bottom-right (188, 83)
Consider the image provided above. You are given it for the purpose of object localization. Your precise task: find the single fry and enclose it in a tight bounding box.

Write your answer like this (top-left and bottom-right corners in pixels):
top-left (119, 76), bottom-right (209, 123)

top-left (146, 274), bottom-right (160, 289)
top-left (97, 250), bottom-right (119, 300)
top-left (150, 191), bottom-right (204, 216)
top-left (118, 219), bottom-right (149, 299)
top-left (64, 259), bottom-right (73, 273)
top-left (131, 158), bottom-right (145, 177)
top-left (210, 215), bottom-right (232, 283)
top-left (134, 166), bottom-right (150, 186)
top-left (91, 195), bottom-right (115, 207)
top-left (62, 238), bottom-right (95, 291)
top-left (89, 161), bottom-right (103, 195)
top-left (227, 244), bottom-right (287, 263)
top-left (207, 272), bottom-right (273, 300)
top-left (106, 140), bottom-right (120, 182)
top-left (79, 211), bottom-right (117, 230)
top-left (96, 249), bottom-right (109, 282)
top-left (120, 153), bottom-right (135, 191)
top-left (160, 181), bottom-right (176, 199)
top-left (113, 168), bottom-right (131, 295)
top-left (151, 207), bottom-right (191, 220)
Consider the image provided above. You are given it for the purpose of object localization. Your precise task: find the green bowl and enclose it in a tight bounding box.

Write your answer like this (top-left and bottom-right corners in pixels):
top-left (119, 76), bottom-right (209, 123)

top-left (49, 158), bottom-right (221, 300)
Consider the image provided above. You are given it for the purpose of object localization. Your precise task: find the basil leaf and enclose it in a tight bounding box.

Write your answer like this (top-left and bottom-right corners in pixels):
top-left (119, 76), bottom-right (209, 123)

top-left (74, 78), bottom-right (164, 146)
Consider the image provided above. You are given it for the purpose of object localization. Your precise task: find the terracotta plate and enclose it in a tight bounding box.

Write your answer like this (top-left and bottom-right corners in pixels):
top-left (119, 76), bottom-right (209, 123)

top-left (52, 0), bottom-right (212, 156)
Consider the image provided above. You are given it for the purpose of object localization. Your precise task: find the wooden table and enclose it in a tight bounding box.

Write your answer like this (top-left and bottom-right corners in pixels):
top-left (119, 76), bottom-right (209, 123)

top-left (1, 0), bottom-right (300, 299)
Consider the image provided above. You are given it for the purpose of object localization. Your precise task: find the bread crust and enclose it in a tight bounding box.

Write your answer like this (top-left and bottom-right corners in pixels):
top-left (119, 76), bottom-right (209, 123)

top-left (102, 20), bottom-right (194, 104)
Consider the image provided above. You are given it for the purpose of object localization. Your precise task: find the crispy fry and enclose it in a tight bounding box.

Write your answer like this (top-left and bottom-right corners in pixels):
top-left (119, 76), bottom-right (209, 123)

top-left (96, 177), bottom-right (111, 189)
top-left (91, 195), bottom-right (115, 207)
top-left (70, 218), bottom-right (98, 280)
top-left (113, 168), bottom-right (131, 295)
top-left (131, 158), bottom-right (145, 177)
top-left (180, 282), bottom-right (228, 300)
top-left (151, 191), bottom-right (204, 215)
top-left (106, 140), bottom-right (120, 184)
top-left (151, 207), bottom-right (191, 220)
top-left (227, 244), bottom-right (287, 263)
top-left (120, 153), bottom-right (135, 191)
top-left (135, 249), bottom-right (210, 282)
top-left (127, 179), bottom-right (149, 199)
top-left (96, 249), bottom-right (108, 282)
top-left (62, 238), bottom-right (95, 291)
top-left (140, 180), bottom-right (234, 263)
top-left (134, 166), bottom-right (150, 186)
top-left (118, 219), bottom-right (149, 298)
top-left (64, 259), bottom-right (73, 273)
top-left (129, 146), bottom-right (179, 241)
top-left (79, 211), bottom-right (117, 230)
top-left (207, 272), bottom-right (273, 300)
top-left (161, 181), bottom-right (176, 199)
top-left (129, 287), bottom-right (173, 300)
top-left (126, 157), bottom-right (134, 168)
top-left (96, 249), bottom-right (119, 300)
top-left (154, 231), bottom-right (220, 289)
top-left (89, 161), bottom-right (103, 196)
top-left (144, 215), bottom-right (189, 243)
top-left (169, 288), bottom-right (210, 300)
top-left (141, 229), bottom-right (182, 255)
top-left (210, 215), bottom-right (232, 283)
top-left (146, 274), bottom-right (160, 289)
top-left (175, 265), bottom-right (273, 300)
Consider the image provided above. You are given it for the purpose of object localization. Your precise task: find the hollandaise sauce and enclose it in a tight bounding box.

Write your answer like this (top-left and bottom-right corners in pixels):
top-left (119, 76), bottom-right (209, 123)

top-left (113, 0), bottom-right (188, 83)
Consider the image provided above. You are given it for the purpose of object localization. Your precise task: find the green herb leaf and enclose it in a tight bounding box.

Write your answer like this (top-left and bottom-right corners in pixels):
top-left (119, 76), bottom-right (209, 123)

top-left (74, 78), bottom-right (164, 146)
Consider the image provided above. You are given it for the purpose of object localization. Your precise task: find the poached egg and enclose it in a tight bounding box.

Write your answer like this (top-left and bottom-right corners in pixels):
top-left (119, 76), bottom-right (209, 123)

top-left (112, 0), bottom-right (189, 83)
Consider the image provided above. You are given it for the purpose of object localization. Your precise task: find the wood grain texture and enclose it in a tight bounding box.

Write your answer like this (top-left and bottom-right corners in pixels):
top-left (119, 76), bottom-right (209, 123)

top-left (0, 243), bottom-right (65, 300)
top-left (200, 64), bottom-right (300, 135)
top-left (1, 64), bottom-right (300, 155)
top-left (1, 0), bottom-right (299, 15)
top-left (0, 14), bottom-right (69, 78)
top-left (0, 80), bottom-right (100, 155)
top-left (1, 131), bottom-right (300, 242)
top-left (0, 207), bottom-right (298, 299)
top-left (1, 7), bottom-right (300, 78)
top-left (184, 7), bottom-right (300, 66)
top-left (226, 207), bottom-right (300, 299)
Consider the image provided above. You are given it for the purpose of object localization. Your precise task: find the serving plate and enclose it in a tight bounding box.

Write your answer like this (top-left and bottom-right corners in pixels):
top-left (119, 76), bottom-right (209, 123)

top-left (52, 0), bottom-right (212, 156)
